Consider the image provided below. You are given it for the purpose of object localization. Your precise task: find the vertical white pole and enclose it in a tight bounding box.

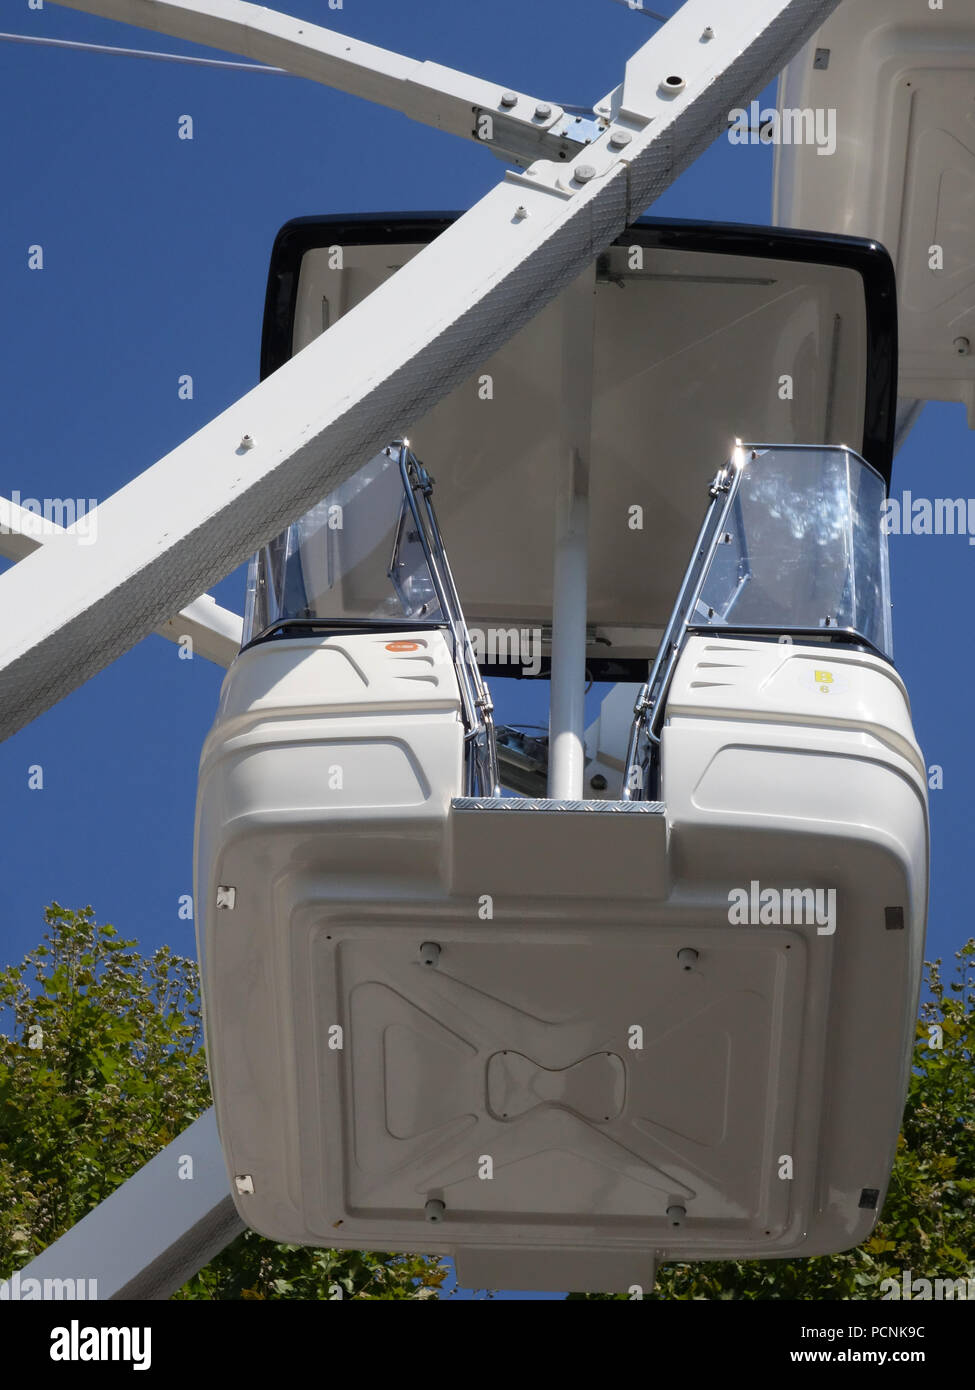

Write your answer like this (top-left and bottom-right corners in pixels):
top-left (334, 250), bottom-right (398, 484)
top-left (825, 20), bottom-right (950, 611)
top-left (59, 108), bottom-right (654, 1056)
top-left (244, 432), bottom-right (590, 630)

top-left (548, 485), bottom-right (589, 798)
top-left (548, 269), bottom-right (594, 800)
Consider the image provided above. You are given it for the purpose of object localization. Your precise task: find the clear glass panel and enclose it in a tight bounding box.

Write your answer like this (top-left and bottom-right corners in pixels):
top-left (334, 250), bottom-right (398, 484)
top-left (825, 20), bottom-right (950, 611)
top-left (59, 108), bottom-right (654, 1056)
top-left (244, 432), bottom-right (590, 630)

top-left (242, 448), bottom-right (444, 644)
top-left (696, 446), bottom-right (893, 658)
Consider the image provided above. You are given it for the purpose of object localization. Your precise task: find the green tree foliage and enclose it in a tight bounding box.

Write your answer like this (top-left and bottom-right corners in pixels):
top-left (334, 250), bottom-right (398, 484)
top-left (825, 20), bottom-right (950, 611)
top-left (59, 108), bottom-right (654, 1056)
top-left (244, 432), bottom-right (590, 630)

top-left (570, 942), bottom-right (975, 1299)
top-left (0, 904), bottom-right (447, 1300)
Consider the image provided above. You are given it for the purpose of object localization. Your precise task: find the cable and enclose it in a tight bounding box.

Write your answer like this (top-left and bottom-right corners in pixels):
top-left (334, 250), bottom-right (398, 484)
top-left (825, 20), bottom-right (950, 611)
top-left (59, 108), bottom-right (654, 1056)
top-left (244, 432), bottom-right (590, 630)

top-left (0, 31), bottom-right (290, 74)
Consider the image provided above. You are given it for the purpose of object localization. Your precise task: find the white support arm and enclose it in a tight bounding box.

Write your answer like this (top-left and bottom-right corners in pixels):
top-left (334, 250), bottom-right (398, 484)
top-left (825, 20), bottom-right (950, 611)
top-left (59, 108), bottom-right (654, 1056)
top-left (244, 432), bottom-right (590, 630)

top-left (50, 0), bottom-right (579, 165)
top-left (0, 496), bottom-right (241, 669)
top-left (0, 0), bottom-right (844, 744)
top-left (12, 1109), bottom-right (243, 1300)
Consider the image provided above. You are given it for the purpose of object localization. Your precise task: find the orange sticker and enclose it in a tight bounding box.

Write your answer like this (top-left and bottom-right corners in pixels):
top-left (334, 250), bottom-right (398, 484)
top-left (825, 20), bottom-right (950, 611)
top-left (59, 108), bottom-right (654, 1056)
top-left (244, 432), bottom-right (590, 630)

top-left (385, 641), bottom-right (420, 652)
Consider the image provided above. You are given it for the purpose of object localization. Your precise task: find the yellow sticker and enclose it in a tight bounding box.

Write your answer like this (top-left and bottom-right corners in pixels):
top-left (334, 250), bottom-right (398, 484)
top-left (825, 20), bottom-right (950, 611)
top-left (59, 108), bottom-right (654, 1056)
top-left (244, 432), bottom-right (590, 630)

top-left (815, 670), bottom-right (833, 684)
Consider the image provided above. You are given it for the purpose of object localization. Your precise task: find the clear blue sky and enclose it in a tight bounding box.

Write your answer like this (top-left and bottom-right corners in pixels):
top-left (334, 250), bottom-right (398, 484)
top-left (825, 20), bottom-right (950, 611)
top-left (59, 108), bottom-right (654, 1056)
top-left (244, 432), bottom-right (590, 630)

top-left (0, 0), bottom-right (971, 1300)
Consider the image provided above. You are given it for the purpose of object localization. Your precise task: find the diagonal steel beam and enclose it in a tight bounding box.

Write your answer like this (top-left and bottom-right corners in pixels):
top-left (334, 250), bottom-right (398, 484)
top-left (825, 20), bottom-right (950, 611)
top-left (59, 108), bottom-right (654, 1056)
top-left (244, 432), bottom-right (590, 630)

top-left (11, 1109), bottom-right (243, 1300)
top-left (0, 496), bottom-right (241, 668)
top-left (0, 0), bottom-right (843, 747)
top-left (50, 0), bottom-right (578, 166)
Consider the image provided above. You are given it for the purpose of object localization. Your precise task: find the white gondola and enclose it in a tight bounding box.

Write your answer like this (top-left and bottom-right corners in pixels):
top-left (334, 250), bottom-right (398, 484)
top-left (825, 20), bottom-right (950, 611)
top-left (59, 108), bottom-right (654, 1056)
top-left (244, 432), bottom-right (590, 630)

top-left (195, 216), bottom-right (928, 1292)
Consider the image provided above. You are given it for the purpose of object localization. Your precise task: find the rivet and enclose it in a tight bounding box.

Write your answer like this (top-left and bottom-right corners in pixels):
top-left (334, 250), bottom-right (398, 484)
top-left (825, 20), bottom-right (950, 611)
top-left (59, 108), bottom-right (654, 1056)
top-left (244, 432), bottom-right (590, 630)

top-left (500, 91), bottom-right (518, 108)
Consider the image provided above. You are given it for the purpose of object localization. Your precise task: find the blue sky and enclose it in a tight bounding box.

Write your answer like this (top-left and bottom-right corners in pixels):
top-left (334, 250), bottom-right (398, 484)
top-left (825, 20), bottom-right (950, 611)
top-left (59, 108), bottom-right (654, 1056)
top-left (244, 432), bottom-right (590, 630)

top-left (0, 0), bottom-right (971, 1300)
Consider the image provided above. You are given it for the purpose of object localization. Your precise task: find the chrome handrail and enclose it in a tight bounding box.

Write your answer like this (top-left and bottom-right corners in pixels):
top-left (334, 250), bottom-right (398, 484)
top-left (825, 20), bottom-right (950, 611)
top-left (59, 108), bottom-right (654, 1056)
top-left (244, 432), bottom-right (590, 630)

top-left (396, 443), bottom-right (500, 797)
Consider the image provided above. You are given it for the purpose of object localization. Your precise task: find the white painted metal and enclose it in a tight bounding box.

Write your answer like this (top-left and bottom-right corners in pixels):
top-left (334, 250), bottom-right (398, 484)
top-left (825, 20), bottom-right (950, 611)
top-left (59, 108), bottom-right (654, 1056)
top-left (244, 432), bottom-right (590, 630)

top-left (548, 271), bottom-right (595, 799)
top-left (0, 0), bottom-right (845, 746)
top-left (548, 494), bottom-right (589, 799)
top-left (773, 0), bottom-right (975, 422)
top-left (50, 0), bottom-right (573, 165)
top-left (13, 1110), bottom-right (243, 1300)
top-left (0, 495), bottom-right (241, 667)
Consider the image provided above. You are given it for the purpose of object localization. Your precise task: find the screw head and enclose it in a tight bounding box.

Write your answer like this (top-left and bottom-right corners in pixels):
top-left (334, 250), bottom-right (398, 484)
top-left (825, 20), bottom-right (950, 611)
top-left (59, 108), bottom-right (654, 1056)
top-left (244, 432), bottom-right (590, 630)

top-left (575, 163), bottom-right (597, 183)
top-left (500, 91), bottom-right (518, 108)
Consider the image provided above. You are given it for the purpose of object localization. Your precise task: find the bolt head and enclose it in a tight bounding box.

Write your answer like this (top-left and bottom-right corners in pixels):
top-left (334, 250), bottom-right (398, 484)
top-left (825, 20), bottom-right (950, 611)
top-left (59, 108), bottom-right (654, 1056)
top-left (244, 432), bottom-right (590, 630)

top-left (609, 129), bottom-right (632, 149)
top-left (575, 163), bottom-right (597, 183)
top-left (500, 91), bottom-right (518, 108)
top-left (534, 102), bottom-right (552, 120)
top-left (240, 434), bottom-right (255, 450)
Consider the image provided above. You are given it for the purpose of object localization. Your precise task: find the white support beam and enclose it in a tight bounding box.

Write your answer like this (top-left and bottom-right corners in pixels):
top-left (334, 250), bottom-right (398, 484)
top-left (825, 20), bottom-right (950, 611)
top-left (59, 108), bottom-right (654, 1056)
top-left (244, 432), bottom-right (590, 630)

top-left (50, 0), bottom-right (578, 166)
top-left (0, 496), bottom-right (241, 669)
top-left (11, 1110), bottom-right (243, 1300)
top-left (0, 0), bottom-right (844, 749)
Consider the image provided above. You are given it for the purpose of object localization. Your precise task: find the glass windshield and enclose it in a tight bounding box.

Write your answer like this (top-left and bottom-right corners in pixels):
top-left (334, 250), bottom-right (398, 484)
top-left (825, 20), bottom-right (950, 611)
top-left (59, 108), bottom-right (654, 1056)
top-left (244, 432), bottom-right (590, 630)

top-left (243, 448), bottom-right (444, 643)
top-left (695, 446), bottom-right (892, 658)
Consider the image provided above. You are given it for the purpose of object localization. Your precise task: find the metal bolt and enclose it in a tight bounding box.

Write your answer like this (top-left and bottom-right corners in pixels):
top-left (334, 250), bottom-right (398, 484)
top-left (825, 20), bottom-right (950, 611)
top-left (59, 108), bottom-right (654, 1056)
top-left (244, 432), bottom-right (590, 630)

top-left (513, 205), bottom-right (529, 221)
top-left (534, 102), bottom-right (552, 120)
top-left (234, 1175), bottom-right (255, 1195)
top-left (702, 26), bottom-right (714, 40)
top-left (667, 1204), bottom-right (686, 1226)
top-left (419, 941), bottom-right (441, 967)
top-left (677, 947), bottom-right (699, 971)
top-left (590, 774), bottom-right (608, 791)
top-left (954, 337), bottom-right (971, 356)
top-left (609, 129), bottom-right (632, 149)
top-left (575, 163), bottom-right (597, 183)
top-left (425, 1198), bottom-right (446, 1222)
top-left (216, 885), bottom-right (237, 910)
top-left (500, 91), bottom-right (518, 108)
top-left (239, 433), bottom-right (255, 450)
